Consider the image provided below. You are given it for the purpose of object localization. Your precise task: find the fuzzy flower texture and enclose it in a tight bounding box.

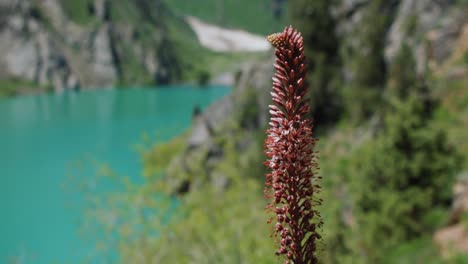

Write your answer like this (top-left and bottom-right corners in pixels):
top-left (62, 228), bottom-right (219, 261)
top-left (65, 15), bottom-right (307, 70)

top-left (264, 26), bottom-right (322, 264)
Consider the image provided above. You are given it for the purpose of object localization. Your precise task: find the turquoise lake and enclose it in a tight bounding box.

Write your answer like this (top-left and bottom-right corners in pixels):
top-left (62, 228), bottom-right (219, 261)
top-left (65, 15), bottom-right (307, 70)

top-left (0, 85), bottom-right (231, 264)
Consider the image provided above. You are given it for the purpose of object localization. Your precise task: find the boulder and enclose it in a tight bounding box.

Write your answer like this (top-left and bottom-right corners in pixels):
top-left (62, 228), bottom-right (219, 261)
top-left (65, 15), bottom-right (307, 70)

top-left (434, 173), bottom-right (468, 258)
top-left (434, 224), bottom-right (468, 259)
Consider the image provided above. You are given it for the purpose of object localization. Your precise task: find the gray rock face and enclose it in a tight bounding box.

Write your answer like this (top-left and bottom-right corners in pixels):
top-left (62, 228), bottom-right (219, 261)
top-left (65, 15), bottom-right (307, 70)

top-left (187, 114), bottom-right (214, 148)
top-left (94, 0), bottom-right (107, 21)
top-left (91, 25), bottom-right (117, 87)
top-left (0, 0), bottom-right (93, 91)
top-left (333, 0), bottom-right (369, 36)
top-left (0, 4), bottom-right (75, 92)
top-left (234, 60), bottom-right (274, 128)
top-left (166, 58), bottom-right (274, 193)
top-left (0, 0), bottom-right (183, 93)
top-left (211, 72), bottom-right (235, 86)
top-left (333, 0), bottom-right (467, 78)
top-left (384, 0), bottom-right (465, 74)
top-left (2, 30), bottom-right (38, 80)
top-left (425, 10), bottom-right (467, 67)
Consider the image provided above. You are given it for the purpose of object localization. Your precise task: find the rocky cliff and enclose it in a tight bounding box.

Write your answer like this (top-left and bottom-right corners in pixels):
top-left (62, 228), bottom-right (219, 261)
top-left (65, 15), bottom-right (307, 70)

top-left (333, 0), bottom-right (467, 81)
top-left (163, 0), bottom-right (468, 192)
top-left (0, 0), bottom-right (191, 94)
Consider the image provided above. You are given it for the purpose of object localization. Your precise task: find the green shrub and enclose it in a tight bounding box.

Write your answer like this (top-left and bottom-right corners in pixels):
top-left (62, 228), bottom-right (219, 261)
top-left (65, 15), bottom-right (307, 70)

top-left (339, 95), bottom-right (462, 262)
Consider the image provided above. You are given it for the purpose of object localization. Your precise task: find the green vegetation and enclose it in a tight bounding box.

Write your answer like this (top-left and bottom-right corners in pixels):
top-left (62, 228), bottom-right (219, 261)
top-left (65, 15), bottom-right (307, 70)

top-left (434, 76), bottom-right (468, 167)
top-left (80, 0), bottom-right (468, 263)
top-left (58, 0), bottom-right (96, 25)
top-left (0, 78), bottom-right (51, 97)
top-left (87, 68), bottom-right (467, 262)
top-left (289, 0), bottom-right (342, 126)
top-left (2, 0), bottom-right (272, 97)
top-left (139, 135), bottom-right (277, 263)
top-left (388, 43), bottom-right (417, 98)
top-left (343, 0), bottom-right (397, 121)
top-left (77, 0), bottom-right (264, 87)
top-left (327, 96), bottom-right (461, 262)
top-left (102, 0), bottom-right (272, 85)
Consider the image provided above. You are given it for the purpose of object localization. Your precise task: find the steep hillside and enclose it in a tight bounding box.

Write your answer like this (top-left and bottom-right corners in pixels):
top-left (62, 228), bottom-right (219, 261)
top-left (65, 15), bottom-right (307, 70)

top-left (161, 0), bottom-right (468, 200)
top-left (78, 0), bottom-right (468, 262)
top-left (0, 0), bottom-right (205, 95)
top-left (128, 0), bottom-right (468, 262)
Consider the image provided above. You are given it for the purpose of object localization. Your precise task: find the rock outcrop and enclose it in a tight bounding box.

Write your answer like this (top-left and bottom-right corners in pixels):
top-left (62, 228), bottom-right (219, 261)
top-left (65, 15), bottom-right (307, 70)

top-left (165, 57), bottom-right (274, 193)
top-left (434, 174), bottom-right (468, 258)
top-left (385, 0), bottom-right (467, 74)
top-left (0, 0), bottom-right (186, 93)
top-left (332, 0), bottom-right (467, 80)
top-left (163, 0), bottom-right (468, 201)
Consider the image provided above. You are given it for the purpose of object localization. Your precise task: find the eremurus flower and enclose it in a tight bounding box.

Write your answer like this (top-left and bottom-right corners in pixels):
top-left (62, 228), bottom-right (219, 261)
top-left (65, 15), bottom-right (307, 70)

top-left (264, 26), bottom-right (322, 264)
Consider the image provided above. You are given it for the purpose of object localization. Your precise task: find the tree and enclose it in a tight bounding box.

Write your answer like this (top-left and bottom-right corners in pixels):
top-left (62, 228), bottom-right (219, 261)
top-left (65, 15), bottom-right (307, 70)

top-left (344, 0), bottom-right (398, 120)
top-left (288, 0), bottom-right (342, 127)
top-left (387, 43), bottom-right (418, 99)
top-left (342, 90), bottom-right (462, 262)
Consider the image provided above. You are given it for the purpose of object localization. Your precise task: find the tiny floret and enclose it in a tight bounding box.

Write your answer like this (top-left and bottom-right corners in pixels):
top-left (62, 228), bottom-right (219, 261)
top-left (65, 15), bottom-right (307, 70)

top-left (267, 32), bottom-right (287, 48)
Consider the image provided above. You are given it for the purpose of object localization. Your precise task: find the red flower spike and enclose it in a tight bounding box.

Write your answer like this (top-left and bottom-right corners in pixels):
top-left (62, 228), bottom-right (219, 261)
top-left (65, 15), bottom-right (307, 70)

top-left (264, 26), bottom-right (321, 264)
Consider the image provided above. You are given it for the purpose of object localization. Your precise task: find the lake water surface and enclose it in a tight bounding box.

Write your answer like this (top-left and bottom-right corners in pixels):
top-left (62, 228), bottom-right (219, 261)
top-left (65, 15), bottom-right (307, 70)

top-left (0, 85), bottom-right (230, 263)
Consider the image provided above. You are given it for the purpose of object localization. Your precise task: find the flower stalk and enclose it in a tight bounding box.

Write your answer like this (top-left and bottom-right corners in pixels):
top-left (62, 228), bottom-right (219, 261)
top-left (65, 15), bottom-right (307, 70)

top-left (264, 26), bottom-right (322, 264)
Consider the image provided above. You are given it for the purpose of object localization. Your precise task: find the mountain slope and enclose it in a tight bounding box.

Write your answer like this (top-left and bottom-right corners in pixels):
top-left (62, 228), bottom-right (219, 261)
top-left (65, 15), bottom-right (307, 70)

top-left (133, 0), bottom-right (468, 262)
top-left (0, 0), bottom-right (203, 95)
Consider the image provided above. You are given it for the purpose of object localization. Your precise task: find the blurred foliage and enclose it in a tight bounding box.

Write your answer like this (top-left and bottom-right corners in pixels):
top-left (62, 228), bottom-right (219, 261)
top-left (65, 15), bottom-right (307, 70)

top-left (388, 43), bottom-right (418, 99)
top-left (288, 0), bottom-right (343, 127)
top-left (0, 78), bottom-right (51, 97)
top-left (81, 0), bottom-right (468, 263)
top-left (58, 0), bottom-right (96, 25)
top-left (146, 127), bottom-right (277, 264)
top-left (146, 176), bottom-right (277, 263)
top-left (333, 95), bottom-right (461, 262)
top-left (84, 121), bottom-right (281, 263)
top-left (234, 86), bottom-right (261, 130)
top-left (342, 0), bottom-right (398, 121)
